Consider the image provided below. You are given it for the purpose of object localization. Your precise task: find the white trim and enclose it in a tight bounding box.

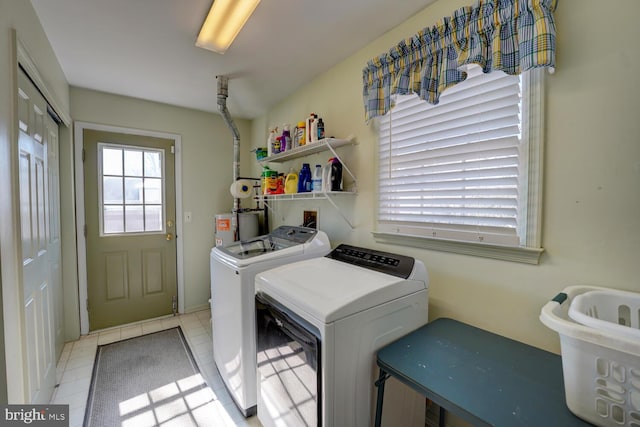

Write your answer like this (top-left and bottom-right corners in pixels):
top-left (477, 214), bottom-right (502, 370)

top-left (16, 38), bottom-right (71, 126)
top-left (2, 28), bottom-right (27, 404)
top-left (96, 143), bottom-right (166, 236)
top-left (74, 122), bottom-right (184, 335)
top-left (372, 231), bottom-right (544, 264)
top-left (523, 69), bottom-right (546, 248)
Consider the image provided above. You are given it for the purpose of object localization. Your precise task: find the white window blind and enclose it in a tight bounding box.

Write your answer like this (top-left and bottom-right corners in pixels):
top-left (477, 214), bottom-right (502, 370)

top-left (377, 65), bottom-right (536, 247)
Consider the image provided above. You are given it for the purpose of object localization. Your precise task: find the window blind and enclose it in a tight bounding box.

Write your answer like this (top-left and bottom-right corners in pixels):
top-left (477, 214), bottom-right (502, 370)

top-left (377, 65), bottom-right (525, 246)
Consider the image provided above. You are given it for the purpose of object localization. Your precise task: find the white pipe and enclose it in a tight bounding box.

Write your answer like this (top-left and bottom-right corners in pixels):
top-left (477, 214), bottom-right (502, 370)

top-left (216, 75), bottom-right (241, 238)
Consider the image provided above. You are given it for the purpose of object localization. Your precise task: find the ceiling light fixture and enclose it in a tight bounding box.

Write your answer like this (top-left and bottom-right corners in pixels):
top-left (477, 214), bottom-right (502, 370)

top-left (196, 0), bottom-right (261, 54)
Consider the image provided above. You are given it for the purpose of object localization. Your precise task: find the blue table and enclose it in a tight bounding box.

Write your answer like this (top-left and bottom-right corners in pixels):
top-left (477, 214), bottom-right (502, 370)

top-left (374, 318), bottom-right (593, 427)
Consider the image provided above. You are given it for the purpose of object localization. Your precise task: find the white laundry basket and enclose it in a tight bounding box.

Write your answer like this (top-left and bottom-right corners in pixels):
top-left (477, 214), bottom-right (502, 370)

top-left (568, 288), bottom-right (640, 341)
top-left (540, 285), bottom-right (640, 427)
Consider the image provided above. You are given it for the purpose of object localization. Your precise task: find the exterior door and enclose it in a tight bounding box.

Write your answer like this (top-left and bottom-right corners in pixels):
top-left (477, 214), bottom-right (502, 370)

top-left (18, 69), bottom-right (59, 403)
top-left (83, 130), bottom-right (177, 331)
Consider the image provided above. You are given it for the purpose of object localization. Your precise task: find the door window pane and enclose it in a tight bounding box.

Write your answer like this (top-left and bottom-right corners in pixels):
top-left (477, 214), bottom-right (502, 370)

top-left (99, 143), bottom-right (165, 235)
top-left (124, 150), bottom-right (143, 176)
top-left (102, 148), bottom-right (122, 175)
top-left (125, 177), bottom-right (143, 204)
top-left (145, 205), bottom-right (163, 232)
top-left (144, 178), bottom-right (162, 204)
top-left (103, 177), bottom-right (123, 204)
top-left (125, 206), bottom-right (144, 232)
top-left (104, 206), bottom-right (124, 233)
top-left (144, 152), bottom-right (161, 177)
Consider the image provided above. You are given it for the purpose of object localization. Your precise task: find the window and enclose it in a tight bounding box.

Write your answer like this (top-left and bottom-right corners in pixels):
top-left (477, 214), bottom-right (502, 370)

top-left (374, 65), bottom-right (544, 264)
top-left (98, 143), bottom-right (165, 235)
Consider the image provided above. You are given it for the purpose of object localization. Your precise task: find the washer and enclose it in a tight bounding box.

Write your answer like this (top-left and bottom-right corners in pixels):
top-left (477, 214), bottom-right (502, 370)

top-left (255, 244), bottom-right (429, 427)
top-left (210, 225), bottom-right (330, 416)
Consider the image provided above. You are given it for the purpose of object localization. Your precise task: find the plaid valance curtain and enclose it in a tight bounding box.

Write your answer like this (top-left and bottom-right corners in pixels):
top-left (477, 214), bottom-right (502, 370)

top-left (362, 0), bottom-right (557, 121)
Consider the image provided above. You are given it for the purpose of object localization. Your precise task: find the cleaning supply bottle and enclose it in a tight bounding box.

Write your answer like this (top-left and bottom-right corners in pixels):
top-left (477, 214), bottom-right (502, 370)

top-left (273, 136), bottom-right (282, 154)
top-left (295, 121), bottom-right (306, 147)
top-left (310, 114), bottom-right (319, 143)
top-left (266, 128), bottom-right (276, 157)
top-left (281, 124), bottom-right (292, 151)
top-left (261, 166), bottom-right (272, 195)
top-left (266, 170), bottom-right (279, 194)
top-left (312, 164), bottom-right (323, 192)
top-left (329, 157), bottom-right (343, 191)
top-left (316, 117), bottom-right (325, 140)
top-left (298, 163), bottom-right (312, 193)
top-left (322, 162), bottom-right (332, 192)
top-left (305, 113), bottom-right (316, 145)
top-left (284, 169), bottom-right (299, 194)
top-left (276, 173), bottom-right (285, 194)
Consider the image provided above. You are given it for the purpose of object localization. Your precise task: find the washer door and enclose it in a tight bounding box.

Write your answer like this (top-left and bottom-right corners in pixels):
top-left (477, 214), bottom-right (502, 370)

top-left (256, 292), bottom-right (321, 427)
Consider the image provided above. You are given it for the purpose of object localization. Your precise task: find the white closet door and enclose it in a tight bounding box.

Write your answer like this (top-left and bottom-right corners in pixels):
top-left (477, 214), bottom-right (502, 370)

top-left (18, 69), bottom-right (59, 404)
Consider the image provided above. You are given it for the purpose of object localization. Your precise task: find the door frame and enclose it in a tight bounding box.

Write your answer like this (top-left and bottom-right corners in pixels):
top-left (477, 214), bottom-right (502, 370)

top-left (74, 122), bottom-right (184, 335)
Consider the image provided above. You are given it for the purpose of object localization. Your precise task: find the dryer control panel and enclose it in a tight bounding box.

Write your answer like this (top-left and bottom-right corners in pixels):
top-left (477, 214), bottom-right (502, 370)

top-left (326, 244), bottom-right (415, 279)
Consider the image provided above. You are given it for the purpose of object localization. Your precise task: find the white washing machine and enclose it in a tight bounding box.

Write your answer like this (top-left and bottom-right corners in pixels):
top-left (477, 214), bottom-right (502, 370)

top-left (255, 244), bottom-right (429, 427)
top-left (210, 225), bottom-right (331, 416)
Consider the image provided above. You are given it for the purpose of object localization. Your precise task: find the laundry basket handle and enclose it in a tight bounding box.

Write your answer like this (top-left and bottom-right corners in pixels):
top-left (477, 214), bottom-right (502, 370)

top-left (551, 292), bottom-right (567, 305)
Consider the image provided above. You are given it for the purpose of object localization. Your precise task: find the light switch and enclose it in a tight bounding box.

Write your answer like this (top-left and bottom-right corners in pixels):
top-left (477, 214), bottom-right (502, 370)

top-left (185, 212), bottom-right (192, 223)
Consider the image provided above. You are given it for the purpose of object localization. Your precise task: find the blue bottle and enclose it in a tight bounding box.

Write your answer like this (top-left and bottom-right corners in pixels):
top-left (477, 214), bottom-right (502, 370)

top-left (298, 163), bottom-right (312, 193)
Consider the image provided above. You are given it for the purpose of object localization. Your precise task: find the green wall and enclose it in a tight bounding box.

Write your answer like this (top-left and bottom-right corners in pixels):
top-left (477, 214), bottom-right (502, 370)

top-left (70, 88), bottom-right (253, 314)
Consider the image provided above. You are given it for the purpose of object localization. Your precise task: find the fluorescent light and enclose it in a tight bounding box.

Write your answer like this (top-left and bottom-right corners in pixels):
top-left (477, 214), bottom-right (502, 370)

top-left (196, 0), bottom-right (261, 54)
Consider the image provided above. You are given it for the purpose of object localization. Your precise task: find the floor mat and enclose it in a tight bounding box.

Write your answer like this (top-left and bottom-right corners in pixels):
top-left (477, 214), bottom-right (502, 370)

top-left (84, 327), bottom-right (213, 426)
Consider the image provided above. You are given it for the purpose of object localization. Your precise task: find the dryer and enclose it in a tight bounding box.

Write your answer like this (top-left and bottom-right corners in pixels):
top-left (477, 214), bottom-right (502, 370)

top-left (255, 244), bottom-right (429, 427)
top-left (210, 225), bottom-right (330, 416)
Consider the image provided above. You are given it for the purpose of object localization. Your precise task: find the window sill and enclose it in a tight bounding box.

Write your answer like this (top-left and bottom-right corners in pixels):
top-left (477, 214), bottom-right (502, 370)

top-left (372, 232), bottom-right (544, 265)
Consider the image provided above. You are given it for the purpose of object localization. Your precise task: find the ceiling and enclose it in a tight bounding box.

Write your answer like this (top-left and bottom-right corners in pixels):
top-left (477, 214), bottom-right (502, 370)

top-left (30, 0), bottom-right (434, 119)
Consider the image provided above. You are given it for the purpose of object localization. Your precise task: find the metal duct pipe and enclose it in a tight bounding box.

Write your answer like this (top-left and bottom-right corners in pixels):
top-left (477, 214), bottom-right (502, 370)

top-left (216, 75), bottom-right (241, 222)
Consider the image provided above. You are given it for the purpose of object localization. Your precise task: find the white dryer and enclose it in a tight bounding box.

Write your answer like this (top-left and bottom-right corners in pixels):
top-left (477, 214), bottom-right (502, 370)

top-left (255, 244), bottom-right (429, 427)
top-left (210, 225), bottom-right (330, 416)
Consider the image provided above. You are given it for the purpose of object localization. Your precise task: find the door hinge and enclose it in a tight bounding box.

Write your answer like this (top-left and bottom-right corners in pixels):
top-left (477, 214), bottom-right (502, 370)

top-left (84, 224), bottom-right (87, 237)
top-left (170, 145), bottom-right (175, 154)
top-left (172, 295), bottom-right (177, 316)
top-left (82, 147), bottom-right (86, 162)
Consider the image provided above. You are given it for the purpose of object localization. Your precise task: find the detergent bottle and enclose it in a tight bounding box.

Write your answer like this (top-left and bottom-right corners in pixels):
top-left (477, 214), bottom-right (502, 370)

top-left (261, 165), bottom-right (272, 195)
top-left (329, 157), bottom-right (343, 191)
top-left (284, 169), bottom-right (298, 194)
top-left (312, 164), bottom-right (323, 192)
top-left (266, 171), bottom-right (279, 195)
top-left (322, 162), bottom-right (332, 192)
top-left (298, 163), bottom-right (312, 193)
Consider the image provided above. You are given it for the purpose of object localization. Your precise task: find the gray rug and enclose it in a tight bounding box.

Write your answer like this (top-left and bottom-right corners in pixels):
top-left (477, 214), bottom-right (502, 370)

top-left (84, 327), bottom-right (209, 427)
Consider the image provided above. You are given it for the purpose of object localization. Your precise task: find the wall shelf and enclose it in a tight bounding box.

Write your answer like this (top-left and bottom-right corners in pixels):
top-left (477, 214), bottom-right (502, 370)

top-left (259, 137), bottom-right (355, 164)
top-left (255, 191), bottom-right (356, 202)
top-left (257, 137), bottom-right (357, 228)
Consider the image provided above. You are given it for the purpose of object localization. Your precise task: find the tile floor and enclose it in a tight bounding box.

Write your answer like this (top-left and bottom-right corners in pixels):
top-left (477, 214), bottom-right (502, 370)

top-left (50, 309), bottom-right (261, 427)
